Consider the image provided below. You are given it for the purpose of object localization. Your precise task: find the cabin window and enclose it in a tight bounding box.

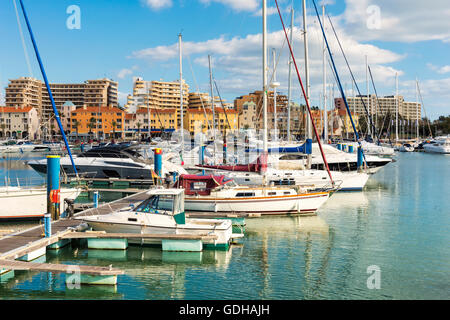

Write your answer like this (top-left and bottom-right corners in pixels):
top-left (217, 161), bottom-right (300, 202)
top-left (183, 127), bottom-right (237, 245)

top-left (128, 218), bottom-right (137, 222)
top-left (235, 192), bottom-right (255, 197)
top-left (268, 192), bottom-right (277, 195)
top-left (283, 191), bottom-right (291, 195)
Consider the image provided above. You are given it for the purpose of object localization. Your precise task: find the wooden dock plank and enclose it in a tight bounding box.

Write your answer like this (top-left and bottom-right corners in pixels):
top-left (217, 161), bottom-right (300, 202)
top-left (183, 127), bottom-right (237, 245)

top-left (0, 259), bottom-right (123, 276)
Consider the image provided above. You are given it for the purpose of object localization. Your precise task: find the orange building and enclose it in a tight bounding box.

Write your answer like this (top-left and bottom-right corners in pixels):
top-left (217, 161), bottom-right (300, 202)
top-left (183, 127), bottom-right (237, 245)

top-left (70, 106), bottom-right (125, 138)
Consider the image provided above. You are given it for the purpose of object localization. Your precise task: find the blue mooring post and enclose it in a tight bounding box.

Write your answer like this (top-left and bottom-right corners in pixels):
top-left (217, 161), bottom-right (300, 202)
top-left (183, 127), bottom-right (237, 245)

top-left (337, 143), bottom-right (342, 150)
top-left (47, 155), bottom-right (60, 221)
top-left (93, 191), bottom-right (99, 209)
top-left (44, 213), bottom-right (51, 238)
top-left (357, 146), bottom-right (363, 171)
top-left (348, 145), bottom-right (354, 153)
top-left (154, 148), bottom-right (162, 182)
top-left (199, 145), bottom-right (206, 175)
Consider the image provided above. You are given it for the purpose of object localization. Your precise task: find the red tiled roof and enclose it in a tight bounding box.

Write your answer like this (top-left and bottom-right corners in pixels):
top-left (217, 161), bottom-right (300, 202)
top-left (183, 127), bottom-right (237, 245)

top-left (73, 106), bottom-right (124, 113)
top-left (0, 106), bottom-right (34, 113)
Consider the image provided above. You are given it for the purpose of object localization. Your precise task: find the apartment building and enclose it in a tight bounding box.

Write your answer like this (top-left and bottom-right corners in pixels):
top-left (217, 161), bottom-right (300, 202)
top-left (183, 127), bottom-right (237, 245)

top-left (70, 106), bottom-right (124, 138)
top-left (5, 77), bottom-right (118, 123)
top-left (0, 106), bottom-right (39, 139)
top-left (184, 107), bottom-right (238, 136)
top-left (335, 95), bottom-right (421, 121)
top-left (124, 108), bottom-right (177, 135)
top-left (125, 77), bottom-right (189, 126)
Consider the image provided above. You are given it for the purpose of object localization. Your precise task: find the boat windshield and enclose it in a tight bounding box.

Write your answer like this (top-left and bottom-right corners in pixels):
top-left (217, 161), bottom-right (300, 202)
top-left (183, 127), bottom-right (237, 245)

top-left (134, 195), bottom-right (175, 215)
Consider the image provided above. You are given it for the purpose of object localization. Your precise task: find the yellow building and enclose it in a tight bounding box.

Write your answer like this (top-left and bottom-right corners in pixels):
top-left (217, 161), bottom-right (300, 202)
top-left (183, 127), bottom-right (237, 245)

top-left (70, 106), bottom-right (124, 138)
top-left (184, 108), bottom-right (238, 136)
top-left (124, 108), bottom-right (177, 135)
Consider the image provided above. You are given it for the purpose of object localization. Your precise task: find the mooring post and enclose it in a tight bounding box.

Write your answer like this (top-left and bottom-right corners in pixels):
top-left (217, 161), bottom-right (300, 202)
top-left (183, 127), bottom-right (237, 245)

top-left (93, 191), bottom-right (99, 208)
top-left (199, 145), bottom-right (206, 175)
top-left (357, 146), bottom-right (363, 172)
top-left (44, 213), bottom-right (51, 237)
top-left (223, 138), bottom-right (227, 164)
top-left (153, 148), bottom-right (162, 184)
top-left (47, 155), bottom-right (60, 221)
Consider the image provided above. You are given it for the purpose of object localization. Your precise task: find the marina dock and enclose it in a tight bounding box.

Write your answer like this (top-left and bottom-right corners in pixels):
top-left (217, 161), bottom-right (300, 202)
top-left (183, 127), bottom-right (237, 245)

top-left (0, 189), bottom-right (244, 285)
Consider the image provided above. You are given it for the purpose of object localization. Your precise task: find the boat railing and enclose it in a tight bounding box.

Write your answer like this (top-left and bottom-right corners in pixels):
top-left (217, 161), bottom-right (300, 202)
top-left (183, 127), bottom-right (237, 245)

top-left (1, 175), bottom-right (46, 188)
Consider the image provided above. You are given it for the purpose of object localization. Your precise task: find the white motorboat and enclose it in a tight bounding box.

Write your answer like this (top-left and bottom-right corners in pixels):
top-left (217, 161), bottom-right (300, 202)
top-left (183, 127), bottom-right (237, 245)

top-left (423, 138), bottom-right (450, 154)
top-left (0, 186), bottom-right (82, 220)
top-left (0, 140), bottom-right (62, 155)
top-left (78, 188), bottom-right (236, 250)
top-left (335, 140), bottom-right (395, 157)
top-left (399, 143), bottom-right (415, 152)
top-left (27, 143), bottom-right (187, 179)
top-left (175, 175), bottom-right (332, 215)
top-left (201, 168), bottom-right (370, 192)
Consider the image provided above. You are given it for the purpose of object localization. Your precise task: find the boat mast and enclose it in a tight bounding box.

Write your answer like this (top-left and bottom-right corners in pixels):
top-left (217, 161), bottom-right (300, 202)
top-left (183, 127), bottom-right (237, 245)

top-left (416, 77), bottom-right (419, 141)
top-left (366, 55), bottom-right (371, 138)
top-left (272, 48), bottom-right (278, 141)
top-left (287, 7), bottom-right (294, 142)
top-left (395, 72), bottom-right (398, 143)
top-left (208, 55), bottom-right (216, 164)
top-left (302, 0), bottom-right (311, 168)
top-left (262, 0), bottom-right (268, 185)
top-left (178, 33), bottom-right (184, 160)
top-left (322, 4), bottom-right (327, 143)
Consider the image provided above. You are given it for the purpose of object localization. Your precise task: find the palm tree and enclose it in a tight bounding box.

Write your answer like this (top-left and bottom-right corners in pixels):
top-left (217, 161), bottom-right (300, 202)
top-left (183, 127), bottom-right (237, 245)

top-left (111, 121), bottom-right (117, 140)
top-left (0, 123), bottom-right (6, 138)
top-left (88, 117), bottom-right (96, 138)
top-left (73, 120), bottom-right (80, 140)
top-left (137, 122), bottom-right (142, 142)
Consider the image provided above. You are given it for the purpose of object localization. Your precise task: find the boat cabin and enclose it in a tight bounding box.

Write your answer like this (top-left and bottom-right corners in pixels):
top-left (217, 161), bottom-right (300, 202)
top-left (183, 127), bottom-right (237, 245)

top-left (175, 174), bottom-right (233, 196)
top-left (133, 189), bottom-right (185, 217)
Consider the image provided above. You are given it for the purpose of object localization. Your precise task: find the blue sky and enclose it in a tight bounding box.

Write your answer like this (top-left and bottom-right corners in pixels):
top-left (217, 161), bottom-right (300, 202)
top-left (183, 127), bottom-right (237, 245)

top-left (1, 0), bottom-right (449, 120)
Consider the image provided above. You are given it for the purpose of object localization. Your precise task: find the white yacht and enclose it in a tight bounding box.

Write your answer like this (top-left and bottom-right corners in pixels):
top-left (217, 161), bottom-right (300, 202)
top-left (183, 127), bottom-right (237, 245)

top-left (27, 144), bottom-right (187, 179)
top-left (78, 189), bottom-right (236, 250)
top-left (198, 167), bottom-right (370, 192)
top-left (335, 140), bottom-right (395, 157)
top-left (399, 143), bottom-right (415, 152)
top-left (423, 137), bottom-right (450, 154)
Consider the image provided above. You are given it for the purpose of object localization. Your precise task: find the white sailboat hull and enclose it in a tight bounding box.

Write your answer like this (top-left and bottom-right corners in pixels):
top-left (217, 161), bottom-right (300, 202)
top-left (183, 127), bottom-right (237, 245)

top-left (184, 192), bottom-right (330, 214)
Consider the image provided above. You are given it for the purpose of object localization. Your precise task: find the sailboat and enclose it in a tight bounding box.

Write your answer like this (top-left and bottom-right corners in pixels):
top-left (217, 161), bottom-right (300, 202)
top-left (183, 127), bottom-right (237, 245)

top-left (176, 174), bottom-right (331, 214)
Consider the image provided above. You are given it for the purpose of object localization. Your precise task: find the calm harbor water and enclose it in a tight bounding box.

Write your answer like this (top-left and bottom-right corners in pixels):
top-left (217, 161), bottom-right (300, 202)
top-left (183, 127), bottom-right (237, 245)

top-left (0, 152), bottom-right (449, 299)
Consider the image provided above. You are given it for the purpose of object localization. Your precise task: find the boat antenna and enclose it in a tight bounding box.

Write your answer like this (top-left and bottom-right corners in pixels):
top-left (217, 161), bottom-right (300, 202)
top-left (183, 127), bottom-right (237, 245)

top-left (18, 0), bottom-right (79, 178)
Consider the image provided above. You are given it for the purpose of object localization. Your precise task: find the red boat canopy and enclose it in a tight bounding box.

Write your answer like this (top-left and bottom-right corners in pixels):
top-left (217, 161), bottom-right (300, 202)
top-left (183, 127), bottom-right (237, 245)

top-left (196, 152), bottom-right (268, 173)
top-left (175, 174), bottom-right (233, 196)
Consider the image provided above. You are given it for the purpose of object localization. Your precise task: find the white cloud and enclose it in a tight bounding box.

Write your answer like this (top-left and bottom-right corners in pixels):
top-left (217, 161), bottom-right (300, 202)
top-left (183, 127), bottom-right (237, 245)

top-left (252, 6), bottom-right (279, 17)
top-left (141, 0), bottom-right (173, 11)
top-left (427, 63), bottom-right (450, 74)
top-left (336, 0), bottom-right (450, 43)
top-left (129, 18), bottom-right (405, 105)
top-left (199, 0), bottom-right (259, 12)
top-left (117, 66), bottom-right (138, 79)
